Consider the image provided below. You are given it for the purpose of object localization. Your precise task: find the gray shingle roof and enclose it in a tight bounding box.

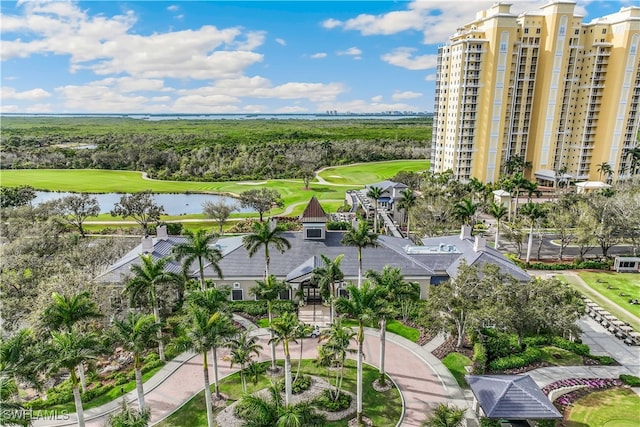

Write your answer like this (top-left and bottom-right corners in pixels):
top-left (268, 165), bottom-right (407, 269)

top-left (467, 375), bottom-right (562, 420)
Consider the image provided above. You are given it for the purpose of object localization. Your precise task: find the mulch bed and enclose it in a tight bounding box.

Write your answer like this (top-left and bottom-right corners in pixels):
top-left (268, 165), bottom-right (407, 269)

top-left (431, 336), bottom-right (473, 360)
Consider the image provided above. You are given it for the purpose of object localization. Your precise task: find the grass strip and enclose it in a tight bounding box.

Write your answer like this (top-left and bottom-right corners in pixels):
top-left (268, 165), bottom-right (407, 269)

top-left (441, 352), bottom-right (471, 388)
top-left (566, 387), bottom-right (640, 427)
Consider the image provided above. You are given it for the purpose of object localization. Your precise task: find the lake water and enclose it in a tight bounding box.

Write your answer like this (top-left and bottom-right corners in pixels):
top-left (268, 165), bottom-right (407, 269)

top-left (33, 192), bottom-right (253, 215)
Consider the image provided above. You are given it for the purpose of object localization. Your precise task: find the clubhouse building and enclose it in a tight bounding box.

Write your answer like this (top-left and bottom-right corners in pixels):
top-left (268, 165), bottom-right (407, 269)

top-left (98, 197), bottom-right (529, 303)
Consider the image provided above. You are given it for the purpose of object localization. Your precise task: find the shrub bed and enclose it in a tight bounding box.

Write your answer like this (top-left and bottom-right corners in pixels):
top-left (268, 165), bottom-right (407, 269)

top-left (280, 375), bottom-right (311, 394)
top-left (315, 389), bottom-right (352, 412)
top-left (619, 374), bottom-right (640, 386)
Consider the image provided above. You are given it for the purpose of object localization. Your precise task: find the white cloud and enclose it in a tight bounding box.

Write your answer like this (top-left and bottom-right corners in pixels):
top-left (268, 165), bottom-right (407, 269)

top-left (337, 47), bottom-right (362, 57)
top-left (381, 48), bottom-right (437, 70)
top-left (2, 2), bottom-right (265, 80)
top-left (425, 74), bottom-right (437, 81)
top-left (321, 18), bottom-right (342, 29)
top-left (392, 91), bottom-right (422, 100)
top-left (1, 87), bottom-right (51, 100)
top-left (310, 52), bottom-right (327, 59)
top-left (371, 95), bottom-right (383, 102)
top-left (275, 38), bottom-right (286, 46)
top-left (322, 1), bottom-right (585, 45)
top-left (0, 104), bottom-right (20, 113)
top-left (167, 5), bottom-right (180, 12)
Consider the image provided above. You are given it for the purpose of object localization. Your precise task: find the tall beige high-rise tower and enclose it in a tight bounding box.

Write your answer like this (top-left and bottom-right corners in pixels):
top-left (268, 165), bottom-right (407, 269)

top-left (431, 1), bottom-right (640, 184)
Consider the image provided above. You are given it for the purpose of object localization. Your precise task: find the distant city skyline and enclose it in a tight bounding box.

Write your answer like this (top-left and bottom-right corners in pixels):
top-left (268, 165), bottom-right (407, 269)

top-left (1, 0), bottom-right (634, 114)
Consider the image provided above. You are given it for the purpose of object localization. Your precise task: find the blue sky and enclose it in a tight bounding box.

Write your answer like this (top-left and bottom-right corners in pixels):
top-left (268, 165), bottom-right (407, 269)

top-left (0, 0), bottom-right (634, 114)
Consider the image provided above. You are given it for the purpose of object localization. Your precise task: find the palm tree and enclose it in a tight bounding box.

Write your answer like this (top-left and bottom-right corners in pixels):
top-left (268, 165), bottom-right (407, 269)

top-left (269, 311), bottom-right (300, 406)
top-left (423, 403), bottom-right (466, 427)
top-left (310, 254), bottom-right (344, 324)
top-left (224, 331), bottom-right (263, 394)
top-left (172, 229), bottom-right (223, 291)
top-left (44, 331), bottom-right (102, 427)
top-left (520, 202), bottom-right (546, 263)
top-left (250, 275), bottom-right (289, 373)
top-left (628, 146), bottom-right (640, 176)
top-left (42, 291), bottom-right (102, 393)
top-left (187, 286), bottom-right (230, 314)
top-left (107, 399), bottom-right (150, 427)
top-left (292, 322), bottom-right (314, 384)
top-left (234, 383), bottom-right (325, 427)
top-left (124, 255), bottom-right (181, 362)
top-left (365, 267), bottom-right (405, 384)
top-left (596, 162), bottom-right (612, 181)
top-left (398, 188), bottom-right (417, 239)
top-left (242, 221), bottom-right (291, 278)
top-left (335, 281), bottom-right (386, 425)
top-left (177, 309), bottom-right (233, 427)
top-left (510, 172), bottom-right (527, 216)
top-left (0, 376), bottom-right (30, 427)
top-left (489, 202), bottom-right (508, 249)
top-left (317, 319), bottom-right (356, 402)
top-left (108, 313), bottom-right (160, 412)
top-left (366, 186), bottom-right (383, 233)
top-left (0, 329), bottom-right (40, 401)
top-left (453, 198), bottom-right (478, 227)
top-left (341, 221), bottom-right (379, 288)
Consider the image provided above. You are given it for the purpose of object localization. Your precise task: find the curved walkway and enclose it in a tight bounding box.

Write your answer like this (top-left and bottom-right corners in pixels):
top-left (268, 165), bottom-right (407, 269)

top-left (34, 326), bottom-right (464, 427)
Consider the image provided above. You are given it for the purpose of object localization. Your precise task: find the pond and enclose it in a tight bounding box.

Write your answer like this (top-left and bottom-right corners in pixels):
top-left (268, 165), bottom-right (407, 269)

top-left (33, 192), bottom-right (254, 215)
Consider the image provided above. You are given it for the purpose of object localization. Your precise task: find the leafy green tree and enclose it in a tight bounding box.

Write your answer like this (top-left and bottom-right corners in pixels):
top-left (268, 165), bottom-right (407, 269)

top-left (366, 186), bottom-right (383, 233)
top-left (488, 202), bottom-right (507, 249)
top-left (335, 281), bottom-right (386, 425)
top-left (310, 254), bottom-right (344, 324)
top-left (41, 291), bottom-right (102, 393)
top-left (0, 329), bottom-right (40, 409)
top-left (110, 191), bottom-right (165, 233)
top-left (224, 331), bottom-right (263, 394)
top-left (269, 311), bottom-right (301, 405)
top-left (234, 383), bottom-right (326, 427)
top-left (0, 185), bottom-right (36, 209)
top-left (596, 162), bottom-right (612, 181)
top-left (428, 261), bottom-right (499, 348)
top-left (250, 275), bottom-right (289, 372)
top-left (108, 313), bottom-right (160, 411)
top-left (242, 221), bottom-right (291, 278)
top-left (398, 188), bottom-right (418, 238)
top-left (239, 188), bottom-right (284, 222)
top-left (422, 403), bottom-right (466, 427)
top-left (172, 229), bottom-right (223, 290)
top-left (124, 255), bottom-right (181, 361)
top-left (520, 202), bottom-right (546, 263)
top-left (0, 375), bottom-right (31, 427)
top-left (48, 194), bottom-right (100, 237)
top-left (43, 331), bottom-right (102, 427)
top-left (202, 198), bottom-right (238, 234)
top-left (341, 221), bottom-right (378, 288)
top-left (317, 319), bottom-right (356, 402)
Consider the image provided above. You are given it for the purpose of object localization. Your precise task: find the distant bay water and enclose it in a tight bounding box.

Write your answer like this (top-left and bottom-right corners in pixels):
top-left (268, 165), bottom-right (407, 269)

top-left (3, 113), bottom-right (430, 121)
top-left (33, 192), bottom-right (254, 215)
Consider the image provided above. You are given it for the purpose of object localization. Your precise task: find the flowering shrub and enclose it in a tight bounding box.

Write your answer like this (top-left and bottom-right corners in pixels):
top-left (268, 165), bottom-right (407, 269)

top-left (542, 377), bottom-right (623, 413)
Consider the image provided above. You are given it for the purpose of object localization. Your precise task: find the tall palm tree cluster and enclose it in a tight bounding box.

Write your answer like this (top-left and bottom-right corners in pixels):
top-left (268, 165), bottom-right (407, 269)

top-left (2, 220), bottom-right (422, 427)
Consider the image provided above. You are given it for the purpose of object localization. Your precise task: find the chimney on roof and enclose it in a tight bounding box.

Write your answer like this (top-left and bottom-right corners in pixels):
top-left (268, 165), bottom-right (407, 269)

top-left (474, 235), bottom-right (486, 252)
top-left (141, 235), bottom-right (153, 253)
top-left (157, 225), bottom-right (168, 241)
top-left (460, 225), bottom-right (472, 240)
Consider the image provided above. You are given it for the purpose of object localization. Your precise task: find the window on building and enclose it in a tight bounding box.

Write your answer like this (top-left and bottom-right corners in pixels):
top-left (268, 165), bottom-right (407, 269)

top-left (306, 228), bottom-right (322, 239)
top-left (232, 289), bottom-right (243, 301)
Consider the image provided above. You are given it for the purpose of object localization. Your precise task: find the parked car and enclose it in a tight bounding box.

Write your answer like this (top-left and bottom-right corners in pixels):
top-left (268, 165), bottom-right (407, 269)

top-left (307, 324), bottom-right (320, 338)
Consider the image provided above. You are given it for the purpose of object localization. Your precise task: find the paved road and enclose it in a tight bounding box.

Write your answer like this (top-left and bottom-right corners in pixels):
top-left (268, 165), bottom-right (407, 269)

top-left (34, 328), bottom-right (462, 427)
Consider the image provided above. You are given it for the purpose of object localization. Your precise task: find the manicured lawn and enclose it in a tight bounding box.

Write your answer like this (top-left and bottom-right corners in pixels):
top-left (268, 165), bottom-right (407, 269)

top-left (156, 359), bottom-right (402, 427)
top-left (317, 160), bottom-right (428, 185)
top-left (339, 319), bottom-right (420, 343)
top-left (441, 352), bottom-right (471, 388)
top-left (0, 160), bottom-right (419, 222)
top-left (577, 272), bottom-right (640, 318)
top-left (566, 388), bottom-right (640, 427)
top-left (539, 346), bottom-right (583, 367)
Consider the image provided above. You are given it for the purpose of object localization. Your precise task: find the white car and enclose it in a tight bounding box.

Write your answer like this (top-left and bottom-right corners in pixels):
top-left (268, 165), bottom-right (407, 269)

top-left (308, 324), bottom-right (320, 338)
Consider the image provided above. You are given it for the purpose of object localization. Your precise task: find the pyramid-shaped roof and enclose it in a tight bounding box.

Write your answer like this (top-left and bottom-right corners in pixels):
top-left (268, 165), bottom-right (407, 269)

top-left (467, 375), bottom-right (561, 420)
top-left (300, 196), bottom-right (328, 223)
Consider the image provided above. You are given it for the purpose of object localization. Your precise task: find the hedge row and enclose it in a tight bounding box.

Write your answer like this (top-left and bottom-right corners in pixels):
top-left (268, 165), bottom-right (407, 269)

top-left (228, 300), bottom-right (297, 317)
top-left (488, 346), bottom-right (543, 371)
